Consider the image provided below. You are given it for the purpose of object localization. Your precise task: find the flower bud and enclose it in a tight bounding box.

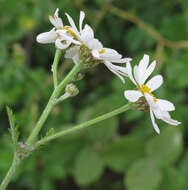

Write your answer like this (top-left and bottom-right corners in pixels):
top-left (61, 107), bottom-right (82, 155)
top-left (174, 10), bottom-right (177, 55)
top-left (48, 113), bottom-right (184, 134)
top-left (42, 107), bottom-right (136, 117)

top-left (65, 83), bottom-right (79, 97)
top-left (72, 72), bottom-right (85, 82)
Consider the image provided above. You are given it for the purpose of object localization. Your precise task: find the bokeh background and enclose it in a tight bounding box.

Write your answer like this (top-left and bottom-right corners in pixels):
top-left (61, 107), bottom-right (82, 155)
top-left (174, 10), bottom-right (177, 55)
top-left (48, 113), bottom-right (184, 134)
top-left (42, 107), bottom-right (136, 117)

top-left (0, 0), bottom-right (188, 189)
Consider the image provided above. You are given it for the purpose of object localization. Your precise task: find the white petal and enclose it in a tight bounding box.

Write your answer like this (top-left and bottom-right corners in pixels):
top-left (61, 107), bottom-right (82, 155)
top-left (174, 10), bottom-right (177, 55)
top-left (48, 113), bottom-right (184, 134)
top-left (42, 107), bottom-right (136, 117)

top-left (109, 57), bottom-right (132, 63)
top-left (65, 46), bottom-right (79, 59)
top-left (56, 30), bottom-right (81, 45)
top-left (87, 38), bottom-right (103, 50)
top-left (108, 64), bottom-right (128, 76)
top-left (141, 61), bottom-right (156, 84)
top-left (146, 75), bottom-right (163, 92)
top-left (126, 62), bottom-right (136, 85)
top-left (100, 48), bottom-right (122, 60)
top-left (92, 50), bottom-right (100, 59)
top-left (104, 61), bottom-right (127, 83)
top-left (105, 58), bottom-right (129, 63)
top-left (150, 109), bottom-right (160, 134)
top-left (157, 99), bottom-right (175, 111)
top-left (54, 8), bottom-right (59, 17)
top-left (124, 90), bottom-right (142, 102)
top-left (137, 54), bottom-right (150, 83)
top-left (105, 63), bottom-right (125, 83)
top-left (36, 28), bottom-right (56, 44)
top-left (133, 65), bottom-right (140, 84)
top-left (161, 113), bottom-right (181, 126)
top-left (81, 24), bottom-right (94, 42)
top-left (65, 13), bottom-right (80, 37)
top-left (138, 54), bottom-right (150, 73)
top-left (55, 38), bottom-right (71, 49)
top-left (49, 8), bottom-right (63, 29)
top-left (79, 11), bottom-right (85, 32)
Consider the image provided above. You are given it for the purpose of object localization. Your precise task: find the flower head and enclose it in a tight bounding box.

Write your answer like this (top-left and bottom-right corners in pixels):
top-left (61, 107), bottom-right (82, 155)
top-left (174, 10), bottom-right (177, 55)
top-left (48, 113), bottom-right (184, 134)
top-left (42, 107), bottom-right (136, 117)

top-left (36, 8), bottom-right (81, 49)
top-left (64, 11), bottom-right (131, 82)
top-left (124, 54), bottom-right (181, 134)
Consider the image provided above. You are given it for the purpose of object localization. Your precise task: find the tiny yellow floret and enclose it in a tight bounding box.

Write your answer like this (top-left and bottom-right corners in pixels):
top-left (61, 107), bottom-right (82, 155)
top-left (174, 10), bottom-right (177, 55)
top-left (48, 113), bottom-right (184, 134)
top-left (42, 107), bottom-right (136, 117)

top-left (63, 27), bottom-right (78, 40)
top-left (98, 49), bottom-right (106, 54)
top-left (140, 84), bottom-right (157, 103)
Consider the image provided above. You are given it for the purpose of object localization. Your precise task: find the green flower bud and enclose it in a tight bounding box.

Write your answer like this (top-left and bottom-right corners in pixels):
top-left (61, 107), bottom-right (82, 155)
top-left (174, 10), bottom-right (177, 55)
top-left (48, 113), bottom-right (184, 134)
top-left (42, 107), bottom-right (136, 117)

top-left (65, 83), bottom-right (79, 97)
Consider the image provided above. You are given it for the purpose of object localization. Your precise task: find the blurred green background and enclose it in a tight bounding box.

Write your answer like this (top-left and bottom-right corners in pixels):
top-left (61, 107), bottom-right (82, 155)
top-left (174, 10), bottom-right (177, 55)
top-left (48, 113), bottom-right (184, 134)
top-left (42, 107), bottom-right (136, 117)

top-left (0, 0), bottom-right (188, 189)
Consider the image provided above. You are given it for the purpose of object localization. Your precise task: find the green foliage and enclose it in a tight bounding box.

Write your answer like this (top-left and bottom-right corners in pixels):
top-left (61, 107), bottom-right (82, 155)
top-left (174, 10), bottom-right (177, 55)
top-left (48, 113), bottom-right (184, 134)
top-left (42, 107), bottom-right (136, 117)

top-left (6, 106), bottom-right (19, 150)
top-left (159, 167), bottom-right (188, 190)
top-left (146, 127), bottom-right (183, 166)
top-left (0, 0), bottom-right (187, 189)
top-left (84, 97), bottom-right (118, 143)
top-left (73, 147), bottom-right (104, 186)
top-left (125, 159), bottom-right (162, 190)
top-left (103, 136), bottom-right (145, 172)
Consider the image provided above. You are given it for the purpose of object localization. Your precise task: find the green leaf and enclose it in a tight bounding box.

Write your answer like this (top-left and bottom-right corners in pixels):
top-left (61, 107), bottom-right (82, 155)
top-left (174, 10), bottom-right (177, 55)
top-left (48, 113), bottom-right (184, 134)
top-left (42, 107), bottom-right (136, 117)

top-left (85, 98), bottom-right (118, 143)
top-left (6, 106), bottom-right (19, 148)
top-left (103, 136), bottom-right (145, 172)
top-left (40, 179), bottom-right (55, 190)
top-left (146, 127), bottom-right (183, 166)
top-left (179, 151), bottom-right (188, 178)
top-left (125, 159), bottom-right (162, 190)
top-left (73, 147), bottom-right (104, 186)
top-left (159, 167), bottom-right (188, 190)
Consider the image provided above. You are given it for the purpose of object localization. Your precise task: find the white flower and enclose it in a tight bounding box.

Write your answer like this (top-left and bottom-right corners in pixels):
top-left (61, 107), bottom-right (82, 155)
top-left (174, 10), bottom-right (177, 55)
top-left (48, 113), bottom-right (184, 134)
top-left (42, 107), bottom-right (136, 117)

top-left (65, 11), bottom-right (131, 82)
top-left (36, 28), bottom-right (56, 44)
top-left (36, 8), bottom-right (81, 49)
top-left (124, 54), bottom-right (181, 134)
top-left (49, 8), bottom-right (63, 29)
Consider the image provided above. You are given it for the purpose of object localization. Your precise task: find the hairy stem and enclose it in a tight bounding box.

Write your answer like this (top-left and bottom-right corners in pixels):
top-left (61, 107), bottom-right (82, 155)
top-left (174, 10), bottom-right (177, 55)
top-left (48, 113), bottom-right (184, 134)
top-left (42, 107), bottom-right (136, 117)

top-left (26, 63), bottom-right (82, 145)
top-left (52, 49), bottom-right (62, 88)
top-left (35, 103), bottom-right (131, 148)
top-left (0, 154), bottom-right (20, 190)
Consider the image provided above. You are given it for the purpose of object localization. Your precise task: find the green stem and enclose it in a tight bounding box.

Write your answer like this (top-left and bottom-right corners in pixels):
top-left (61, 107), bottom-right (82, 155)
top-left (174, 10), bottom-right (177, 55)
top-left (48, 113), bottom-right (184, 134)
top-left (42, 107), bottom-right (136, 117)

top-left (35, 104), bottom-right (131, 148)
top-left (52, 49), bottom-right (62, 88)
top-left (26, 63), bottom-right (82, 145)
top-left (0, 154), bottom-right (20, 190)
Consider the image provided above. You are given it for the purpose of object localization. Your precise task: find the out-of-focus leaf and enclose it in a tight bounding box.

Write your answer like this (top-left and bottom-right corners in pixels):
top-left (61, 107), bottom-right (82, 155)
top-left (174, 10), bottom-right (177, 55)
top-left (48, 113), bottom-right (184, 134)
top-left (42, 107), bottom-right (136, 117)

top-left (125, 159), bottom-right (162, 190)
top-left (40, 179), bottom-right (55, 190)
top-left (73, 147), bottom-right (104, 186)
top-left (166, 53), bottom-right (188, 89)
top-left (85, 97), bottom-right (118, 143)
top-left (179, 151), bottom-right (188, 178)
top-left (103, 136), bottom-right (145, 172)
top-left (159, 167), bottom-right (188, 190)
top-left (160, 15), bottom-right (188, 41)
top-left (146, 127), bottom-right (183, 166)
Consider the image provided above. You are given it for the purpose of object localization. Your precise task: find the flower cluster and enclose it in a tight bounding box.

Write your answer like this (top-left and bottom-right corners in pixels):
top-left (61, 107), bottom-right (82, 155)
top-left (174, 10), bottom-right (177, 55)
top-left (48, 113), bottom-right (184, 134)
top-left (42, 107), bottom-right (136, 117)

top-left (37, 8), bottom-right (131, 83)
top-left (37, 9), bottom-right (181, 134)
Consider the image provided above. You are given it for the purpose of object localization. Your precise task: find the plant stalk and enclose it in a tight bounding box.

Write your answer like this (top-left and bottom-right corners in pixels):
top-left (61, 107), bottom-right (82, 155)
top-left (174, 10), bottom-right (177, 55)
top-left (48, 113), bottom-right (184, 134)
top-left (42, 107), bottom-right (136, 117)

top-left (35, 103), bottom-right (131, 148)
top-left (26, 62), bottom-right (82, 145)
top-left (0, 153), bottom-right (20, 190)
top-left (52, 49), bottom-right (62, 88)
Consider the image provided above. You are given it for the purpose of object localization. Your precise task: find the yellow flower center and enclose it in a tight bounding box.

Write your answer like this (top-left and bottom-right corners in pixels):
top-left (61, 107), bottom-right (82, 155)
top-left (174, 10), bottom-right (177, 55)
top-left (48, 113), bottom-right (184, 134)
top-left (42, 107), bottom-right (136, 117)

top-left (139, 84), bottom-right (157, 103)
top-left (62, 27), bottom-right (78, 40)
top-left (98, 49), bottom-right (106, 54)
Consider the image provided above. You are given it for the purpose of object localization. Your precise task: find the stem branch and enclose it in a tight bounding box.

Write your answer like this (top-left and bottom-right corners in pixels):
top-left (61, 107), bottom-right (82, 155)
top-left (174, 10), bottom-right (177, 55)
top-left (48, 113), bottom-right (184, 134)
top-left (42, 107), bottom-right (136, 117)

top-left (0, 154), bottom-right (20, 190)
top-left (52, 49), bottom-right (62, 88)
top-left (35, 103), bottom-right (131, 147)
top-left (26, 63), bottom-right (82, 145)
